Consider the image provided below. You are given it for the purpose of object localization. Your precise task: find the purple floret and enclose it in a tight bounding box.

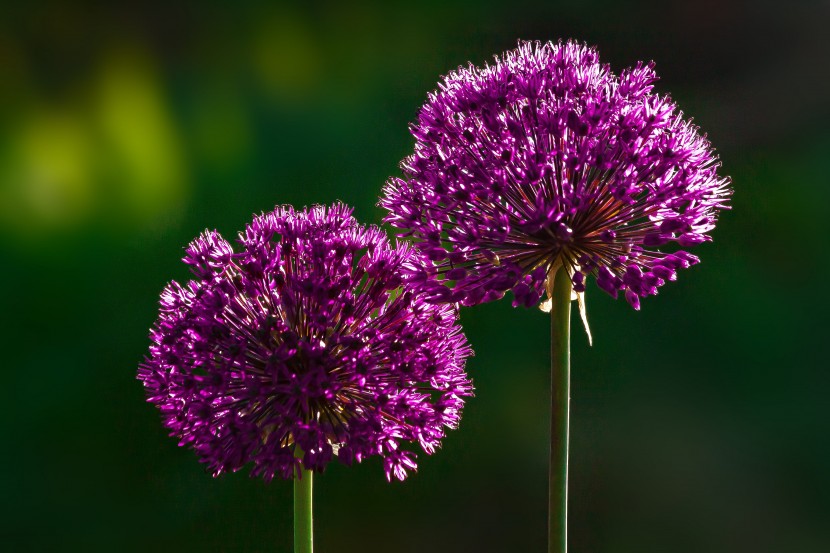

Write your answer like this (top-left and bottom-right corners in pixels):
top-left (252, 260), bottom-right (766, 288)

top-left (380, 40), bottom-right (731, 310)
top-left (138, 203), bottom-right (473, 481)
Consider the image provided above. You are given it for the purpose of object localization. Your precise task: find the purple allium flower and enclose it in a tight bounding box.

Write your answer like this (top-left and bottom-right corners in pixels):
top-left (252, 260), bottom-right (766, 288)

top-left (138, 203), bottom-right (473, 482)
top-left (381, 40), bottom-right (731, 311)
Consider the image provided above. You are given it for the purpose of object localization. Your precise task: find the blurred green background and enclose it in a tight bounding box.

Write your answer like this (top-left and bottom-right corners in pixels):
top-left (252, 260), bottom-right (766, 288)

top-left (2, 1), bottom-right (828, 552)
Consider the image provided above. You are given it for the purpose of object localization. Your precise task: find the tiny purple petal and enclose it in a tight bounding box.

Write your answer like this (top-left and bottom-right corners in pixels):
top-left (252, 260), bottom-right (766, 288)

top-left (625, 288), bottom-right (641, 310)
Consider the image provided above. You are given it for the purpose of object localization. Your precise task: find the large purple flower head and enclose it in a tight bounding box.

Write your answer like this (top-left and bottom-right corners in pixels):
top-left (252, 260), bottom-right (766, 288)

top-left (381, 40), bottom-right (731, 312)
top-left (138, 203), bottom-right (473, 482)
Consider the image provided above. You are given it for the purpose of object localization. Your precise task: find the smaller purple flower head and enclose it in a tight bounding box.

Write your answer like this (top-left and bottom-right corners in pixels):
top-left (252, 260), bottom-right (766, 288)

top-left (138, 203), bottom-right (473, 482)
top-left (381, 40), bottom-right (731, 314)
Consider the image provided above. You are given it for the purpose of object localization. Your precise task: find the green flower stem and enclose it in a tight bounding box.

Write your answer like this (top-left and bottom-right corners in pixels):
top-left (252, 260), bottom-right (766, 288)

top-left (294, 465), bottom-right (313, 553)
top-left (549, 265), bottom-right (572, 553)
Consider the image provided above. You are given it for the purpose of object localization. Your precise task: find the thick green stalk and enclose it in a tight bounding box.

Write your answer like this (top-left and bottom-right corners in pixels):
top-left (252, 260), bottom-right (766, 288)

top-left (294, 466), bottom-right (313, 553)
top-left (549, 265), bottom-right (572, 553)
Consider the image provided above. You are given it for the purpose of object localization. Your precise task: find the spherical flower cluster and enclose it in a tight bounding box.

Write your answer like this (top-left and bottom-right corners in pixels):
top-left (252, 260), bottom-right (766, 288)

top-left (381, 40), bottom-right (731, 310)
top-left (138, 203), bottom-right (473, 482)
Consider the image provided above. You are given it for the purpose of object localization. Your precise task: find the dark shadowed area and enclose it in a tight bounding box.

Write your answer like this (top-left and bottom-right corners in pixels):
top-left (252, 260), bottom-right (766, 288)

top-left (1, 1), bottom-right (828, 552)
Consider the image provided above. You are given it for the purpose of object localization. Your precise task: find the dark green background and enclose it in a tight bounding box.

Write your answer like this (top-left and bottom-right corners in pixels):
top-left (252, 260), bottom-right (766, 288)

top-left (2, 1), bottom-right (828, 552)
